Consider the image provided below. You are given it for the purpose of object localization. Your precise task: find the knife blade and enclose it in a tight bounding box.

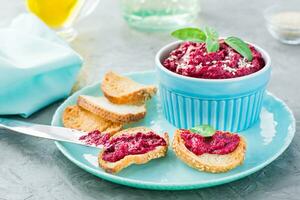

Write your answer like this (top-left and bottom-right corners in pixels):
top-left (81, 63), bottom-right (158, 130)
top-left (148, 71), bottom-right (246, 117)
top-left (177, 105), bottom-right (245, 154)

top-left (0, 118), bottom-right (101, 148)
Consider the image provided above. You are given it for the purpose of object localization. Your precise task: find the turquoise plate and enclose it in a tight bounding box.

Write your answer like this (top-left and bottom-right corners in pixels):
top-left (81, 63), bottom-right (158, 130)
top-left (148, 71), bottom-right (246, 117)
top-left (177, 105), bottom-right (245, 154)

top-left (52, 71), bottom-right (295, 190)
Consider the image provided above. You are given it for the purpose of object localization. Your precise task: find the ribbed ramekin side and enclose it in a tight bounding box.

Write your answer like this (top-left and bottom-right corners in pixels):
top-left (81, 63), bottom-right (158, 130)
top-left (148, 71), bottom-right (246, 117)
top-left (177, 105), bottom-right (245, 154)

top-left (159, 85), bottom-right (266, 132)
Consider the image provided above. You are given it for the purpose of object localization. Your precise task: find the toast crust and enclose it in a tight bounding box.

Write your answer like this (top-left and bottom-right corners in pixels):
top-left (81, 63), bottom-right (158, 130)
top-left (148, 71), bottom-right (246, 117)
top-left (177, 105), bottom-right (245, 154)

top-left (77, 95), bottom-right (146, 123)
top-left (101, 71), bottom-right (157, 105)
top-left (62, 105), bottom-right (122, 134)
top-left (172, 130), bottom-right (246, 173)
top-left (98, 127), bottom-right (169, 174)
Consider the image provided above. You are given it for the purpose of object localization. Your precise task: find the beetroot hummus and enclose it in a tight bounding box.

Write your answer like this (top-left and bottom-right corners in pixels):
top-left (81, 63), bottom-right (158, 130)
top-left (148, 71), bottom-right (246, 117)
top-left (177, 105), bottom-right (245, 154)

top-left (163, 41), bottom-right (265, 79)
top-left (180, 130), bottom-right (240, 155)
top-left (79, 130), bottom-right (110, 146)
top-left (102, 132), bottom-right (167, 162)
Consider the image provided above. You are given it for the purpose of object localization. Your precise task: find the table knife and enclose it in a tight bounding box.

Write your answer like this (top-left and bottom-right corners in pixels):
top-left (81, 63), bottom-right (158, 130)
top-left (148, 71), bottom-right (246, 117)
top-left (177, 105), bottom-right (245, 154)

top-left (0, 117), bottom-right (101, 148)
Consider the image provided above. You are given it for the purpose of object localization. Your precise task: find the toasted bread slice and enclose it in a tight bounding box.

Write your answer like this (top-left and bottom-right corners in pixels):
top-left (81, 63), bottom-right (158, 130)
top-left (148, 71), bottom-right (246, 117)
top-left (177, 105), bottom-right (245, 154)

top-left (101, 71), bottom-right (157, 105)
top-left (77, 95), bottom-right (146, 123)
top-left (62, 105), bottom-right (122, 134)
top-left (172, 130), bottom-right (246, 173)
top-left (98, 127), bottom-right (169, 174)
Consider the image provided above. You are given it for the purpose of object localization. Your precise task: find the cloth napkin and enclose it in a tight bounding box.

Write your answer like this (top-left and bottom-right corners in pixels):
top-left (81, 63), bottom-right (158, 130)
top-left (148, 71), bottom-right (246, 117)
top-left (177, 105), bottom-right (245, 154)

top-left (0, 14), bottom-right (82, 117)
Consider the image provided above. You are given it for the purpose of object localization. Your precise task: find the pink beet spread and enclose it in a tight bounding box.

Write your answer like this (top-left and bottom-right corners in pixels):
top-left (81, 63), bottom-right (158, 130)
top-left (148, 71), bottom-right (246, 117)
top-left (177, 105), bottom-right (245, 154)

top-left (102, 132), bottom-right (167, 162)
top-left (180, 130), bottom-right (240, 155)
top-left (163, 41), bottom-right (265, 79)
top-left (79, 130), bottom-right (110, 146)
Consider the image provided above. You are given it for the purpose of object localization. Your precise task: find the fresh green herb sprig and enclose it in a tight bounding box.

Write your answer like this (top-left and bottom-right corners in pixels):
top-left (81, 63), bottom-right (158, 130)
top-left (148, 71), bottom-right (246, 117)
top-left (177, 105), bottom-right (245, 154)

top-left (171, 28), bottom-right (206, 43)
top-left (171, 27), bottom-right (253, 61)
top-left (190, 124), bottom-right (216, 137)
top-left (204, 27), bottom-right (219, 53)
top-left (224, 36), bottom-right (253, 61)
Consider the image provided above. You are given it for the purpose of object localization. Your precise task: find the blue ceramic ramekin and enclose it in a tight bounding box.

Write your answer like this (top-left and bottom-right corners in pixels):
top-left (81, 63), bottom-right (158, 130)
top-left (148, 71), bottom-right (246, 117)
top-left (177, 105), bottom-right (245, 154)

top-left (155, 41), bottom-right (271, 132)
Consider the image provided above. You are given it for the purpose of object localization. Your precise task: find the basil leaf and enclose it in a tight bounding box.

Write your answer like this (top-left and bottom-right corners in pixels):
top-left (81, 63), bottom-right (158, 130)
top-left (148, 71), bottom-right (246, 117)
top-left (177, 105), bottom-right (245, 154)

top-left (190, 125), bottom-right (216, 137)
top-left (205, 27), bottom-right (219, 53)
top-left (171, 28), bottom-right (206, 42)
top-left (225, 36), bottom-right (253, 61)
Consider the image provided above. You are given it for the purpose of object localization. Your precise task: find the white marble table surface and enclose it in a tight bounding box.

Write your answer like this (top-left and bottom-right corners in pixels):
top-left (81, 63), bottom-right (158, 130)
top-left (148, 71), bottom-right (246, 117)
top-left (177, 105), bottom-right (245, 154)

top-left (0, 0), bottom-right (300, 199)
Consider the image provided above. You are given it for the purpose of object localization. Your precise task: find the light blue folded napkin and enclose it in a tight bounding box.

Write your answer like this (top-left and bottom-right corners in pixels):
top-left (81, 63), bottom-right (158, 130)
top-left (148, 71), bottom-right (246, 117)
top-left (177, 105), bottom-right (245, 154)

top-left (0, 14), bottom-right (82, 117)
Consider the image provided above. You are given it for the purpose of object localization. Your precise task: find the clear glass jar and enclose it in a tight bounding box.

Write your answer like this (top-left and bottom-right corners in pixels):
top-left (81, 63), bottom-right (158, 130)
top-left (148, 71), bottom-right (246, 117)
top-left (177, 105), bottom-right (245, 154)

top-left (264, 0), bottom-right (300, 45)
top-left (120, 0), bottom-right (201, 31)
top-left (26, 0), bottom-right (100, 41)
